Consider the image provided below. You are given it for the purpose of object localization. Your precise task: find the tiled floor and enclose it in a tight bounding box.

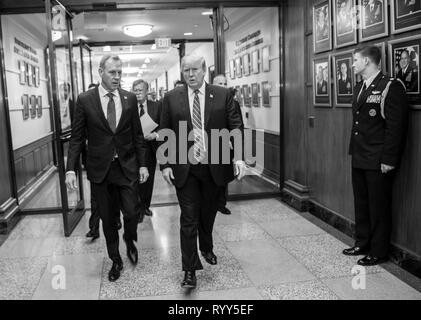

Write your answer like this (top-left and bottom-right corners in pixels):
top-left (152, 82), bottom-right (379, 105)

top-left (1, 198), bottom-right (420, 300)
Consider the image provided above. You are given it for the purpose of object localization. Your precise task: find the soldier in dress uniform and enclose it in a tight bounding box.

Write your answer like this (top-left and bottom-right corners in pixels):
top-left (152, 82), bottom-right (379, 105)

top-left (343, 46), bottom-right (409, 266)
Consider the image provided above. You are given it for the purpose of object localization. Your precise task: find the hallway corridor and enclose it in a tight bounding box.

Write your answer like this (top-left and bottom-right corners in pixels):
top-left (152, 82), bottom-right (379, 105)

top-left (0, 198), bottom-right (420, 300)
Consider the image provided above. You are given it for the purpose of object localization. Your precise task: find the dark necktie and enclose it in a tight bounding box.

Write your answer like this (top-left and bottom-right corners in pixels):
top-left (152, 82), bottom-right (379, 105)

top-left (106, 92), bottom-right (116, 132)
top-left (358, 82), bottom-right (367, 102)
top-left (139, 103), bottom-right (145, 117)
top-left (192, 89), bottom-right (204, 161)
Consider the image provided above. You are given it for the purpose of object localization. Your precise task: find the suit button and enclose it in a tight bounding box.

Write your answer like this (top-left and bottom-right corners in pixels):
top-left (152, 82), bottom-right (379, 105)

top-left (356, 111), bottom-right (359, 115)
top-left (355, 132), bottom-right (358, 135)
top-left (355, 121), bottom-right (359, 125)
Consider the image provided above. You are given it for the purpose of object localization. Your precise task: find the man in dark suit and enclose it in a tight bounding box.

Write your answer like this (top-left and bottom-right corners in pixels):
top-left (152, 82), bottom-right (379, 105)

top-left (213, 74), bottom-right (244, 215)
top-left (132, 79), bottom-right (161, 219)
top-left (158, 55), bottom-right (246, 288)
top-left (397, 49), bottom-right (419, 93)
top-left (364, 0), bottom-right (383, 26)
top-left (344, 46), bottom-right (408, 266)
top-left (65, 55), bottom-right (149, 282)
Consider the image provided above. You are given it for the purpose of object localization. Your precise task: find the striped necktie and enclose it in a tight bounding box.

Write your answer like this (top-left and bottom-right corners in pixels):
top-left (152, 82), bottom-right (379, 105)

top-left (192, 89), bottom-right (205, 162)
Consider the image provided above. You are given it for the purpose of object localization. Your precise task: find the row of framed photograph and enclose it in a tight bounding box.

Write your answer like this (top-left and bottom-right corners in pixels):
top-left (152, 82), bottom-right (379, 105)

top-left (229, 46), bottom-right (270, 79)
top-left (22, 94), bottom-right (43, 120)
top-left (313, 34), bottom-right (420, 107)
top-left (233, 81), bottom-right (272, 108)
top-left (18, 60), bottom-right (41, 87)
top-left (313, 0), bottom-right (421, 53)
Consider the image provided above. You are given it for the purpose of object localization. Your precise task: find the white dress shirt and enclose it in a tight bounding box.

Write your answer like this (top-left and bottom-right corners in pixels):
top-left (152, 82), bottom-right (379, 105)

top-left (98, 83), bottom-right (122, 127)
top-left (187, 82), bottom-right (207, 150)
top-left (358, 70), bottom-right (381, 100)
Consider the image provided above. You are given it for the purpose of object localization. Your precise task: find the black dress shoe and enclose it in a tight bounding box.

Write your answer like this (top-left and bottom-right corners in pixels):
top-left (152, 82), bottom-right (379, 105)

top-left (116, 219), bottom-right (122, 230)
top-left (342, 246), bottom-right (369, 256)
top-left (86, 230), bottom-right (99, 240)
top-left (218, 207), bottom-right (231, 215)
top-left (357, 255), bottom-right (388, 266)
top-left (108, 259), bottom-right (123, 282)
top-left (144, 208), bottom-right (153, 217)
top-left (201, 251), bottom-right (217, 265)
top-left (123, 235), bottom-right (138, 265)
top-left (181, 271), bottom-right (196, 288)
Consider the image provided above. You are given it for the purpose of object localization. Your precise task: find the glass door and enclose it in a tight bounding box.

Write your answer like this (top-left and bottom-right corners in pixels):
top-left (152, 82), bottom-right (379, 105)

top-left (46, 0), bottom-right (84, 236)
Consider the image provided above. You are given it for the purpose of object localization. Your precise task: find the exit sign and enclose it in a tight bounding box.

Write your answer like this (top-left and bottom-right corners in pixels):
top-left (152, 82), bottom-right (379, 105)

top-left (155, 38), bottom-right (171, 48)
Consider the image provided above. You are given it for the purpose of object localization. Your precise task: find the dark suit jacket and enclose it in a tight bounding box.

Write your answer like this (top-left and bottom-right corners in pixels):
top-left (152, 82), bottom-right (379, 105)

top-left (159, 83), bottom-right (244, 188)
top-left (66, 86), bottom-right (147, 183)
top-left (138, 100), bottom-right (161, 166)
top-left (348, 73), bottom-right (408, 169)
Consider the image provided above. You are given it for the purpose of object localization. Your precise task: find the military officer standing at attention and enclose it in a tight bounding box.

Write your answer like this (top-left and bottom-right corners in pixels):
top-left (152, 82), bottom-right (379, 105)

top-left (343, 46), bottom-right (409, 266)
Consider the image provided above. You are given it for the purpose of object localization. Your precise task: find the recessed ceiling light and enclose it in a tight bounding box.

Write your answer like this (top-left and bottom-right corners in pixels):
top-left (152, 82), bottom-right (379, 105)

top-left (141, 64), bottom-right (147, 69)
top-left (103, 45), bottom-right (111, 52)
top-left (122, 24), bottom-right (153, 37)
top-left (201, 11), bottom-right (212, 15)
top-left (151, 44), bottom-right (156, 50)
top-left (145, 57), bottom-right (151, 63)
top-left (123, 67), bottom-right (140, 73)
top-left (184, 32), bottom-right (193, 36)
top-left (194, 24), bottom-right (199, 28)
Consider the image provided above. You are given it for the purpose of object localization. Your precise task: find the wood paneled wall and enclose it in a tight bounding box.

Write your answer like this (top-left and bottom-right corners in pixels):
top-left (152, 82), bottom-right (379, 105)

top-left (13, 133), bottom-right (54, 195)
top-left (283, 0), bottom-right (421, 258)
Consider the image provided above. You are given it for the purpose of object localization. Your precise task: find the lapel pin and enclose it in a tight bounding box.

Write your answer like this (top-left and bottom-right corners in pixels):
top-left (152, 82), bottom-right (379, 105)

top-left (210, 93), bottom-right (214, 99)
top-left (124, 96), bottom-right (127, 99)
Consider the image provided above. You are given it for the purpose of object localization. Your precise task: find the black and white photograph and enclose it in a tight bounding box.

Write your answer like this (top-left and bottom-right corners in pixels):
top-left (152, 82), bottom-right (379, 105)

top-left (235, 56), bottom-right (242, 78)
top-left (391, 0), bottom-right (421, 34)
top-left (262, 45), bottom-right (270, 72)
top-left (242, 84), bottom-right (251, 107)
top-left (29, 94), bottom-right (37, 119)
top-left (359, 0), bottom-right (389, 42)
top-left (313, 56), bottom-right (331, 106)
top-left (333, 51), bottom-right (355, 106)
top-left (21, 94), bottom-right (29, 120)
top-left (333, 0), bottom-right (357, 48)
top-left (262, 81), bottom-right (271, 107)
top-left (229, 59), bottom-right (235, 79)
top-left (243, 53), bottom-right (250, 76)
top-left (37, 95), bottom-right (42, 118)
top-left (313, 0), bottom-right (332, 53)
top-left (235, 85), bottom-right (242, 106)
top-left (18, 60), bottom-right (26, 85)
top-left (251, 82), bottom-right (260, 107)
top-left (389, 35), bottom-right (421, 106)
top-left (251, 49), bottom-right (259, 74)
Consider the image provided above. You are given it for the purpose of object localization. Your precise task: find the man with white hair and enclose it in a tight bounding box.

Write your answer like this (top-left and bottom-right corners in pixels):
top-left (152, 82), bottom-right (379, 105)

top-left (159, 55), bottom-right (245, 288)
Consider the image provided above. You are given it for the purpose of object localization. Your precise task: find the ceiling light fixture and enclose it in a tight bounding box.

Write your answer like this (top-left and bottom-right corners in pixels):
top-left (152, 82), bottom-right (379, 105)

top-left (201, 11), bottom-right (213, 15)
top-left (151, 44), bottom-right (157, 50)
top-left (141, 64), bottom-right (147, 69)
top-left (103, 45), bottom-right (111, 52)
top-left (145, 57), bottom-right (151, 63)
top-left (122, 24), bottom-right (153, 37)
top-left (184, 32), bottom-right (193, 36)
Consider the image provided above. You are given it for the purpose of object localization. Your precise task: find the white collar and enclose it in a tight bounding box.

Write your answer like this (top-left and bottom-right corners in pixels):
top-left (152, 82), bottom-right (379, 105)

top-left (188, 81), bottom-right (206, 96)
top-left (99, 83), bottom-right (118, 97)
top-left (364, 70), bottom-right (381, 88)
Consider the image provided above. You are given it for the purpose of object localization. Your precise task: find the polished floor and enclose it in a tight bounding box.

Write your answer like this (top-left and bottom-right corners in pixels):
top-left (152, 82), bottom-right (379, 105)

top-left (1, 198), bottom-right (421, 300)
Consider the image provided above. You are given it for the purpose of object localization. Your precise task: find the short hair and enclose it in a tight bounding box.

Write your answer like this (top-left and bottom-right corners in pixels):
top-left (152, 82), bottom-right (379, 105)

top-left (88, 83), bottom-right (97, 89)
top-left (400, 49), bottom-right (410, 58)
top-left (174, 80), bottom-right (186, 87)
top-left (354, 46), bottom-right (381, 65)
top-left (132, 79), bottom-right (149, 90)
top-left (180, 54), bottom-right (206, 71)
top-left (99, 55), bottom-right (122, 69)
top-left (213, 74), bottom-right (227, 82)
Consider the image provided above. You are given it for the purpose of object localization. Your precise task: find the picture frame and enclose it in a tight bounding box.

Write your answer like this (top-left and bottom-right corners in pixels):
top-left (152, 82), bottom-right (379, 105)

top-left (333, 0), bottom-right (357, 48)
top-left (375, 41), bottom-right (387, 73)
top-left (243, 53), bottom-right (250, 76)
top-left (388, 35), bottom-right (421, 107)
top-left (229, 59), bottom-right (235, 79)
top-left (359, 0), bottom-right (389, 42)
top-left (242, 84), bottom-right (251, 107)
top-left (35, 66), bottom-right (40, 87)
top-left (37, 96), bottom-right (42, 118)
top-left (313, 0), bottom-right (332, 53)
top-left (30, 94), bottom-right (37, 118)
top-left (251, 83), bottom-right (260, 107)
top-left (333, 50), bottom-right (355, 107)
top-left (25, 62), bottom-right (32, 87)
top-left (235, 85), bottom-right (242, 107)
top-left (262, 81), bottom-right (271, 107)
top-left (31, 65), bottom-right (37, 87)
top-left (18, 60), bottom-right (26, 85)
top-left (262, 46), bottom-right (270, 72)
top-left (391, 0), bottom-right (421, 34)
top-left (251, 50), bottom-right (260, 74)
top-left (235, 57), bottom-right (242, 78)
top-left (313, 55), bottom-right (332, 107)
top-left (208, 65), bottom-right (216, 84)
top-left (21, 94), bottom-right (29, 120)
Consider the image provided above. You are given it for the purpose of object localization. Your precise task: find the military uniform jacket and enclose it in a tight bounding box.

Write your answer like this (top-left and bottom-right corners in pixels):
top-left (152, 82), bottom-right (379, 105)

top-left (348, 72), bottom-right (409, 170)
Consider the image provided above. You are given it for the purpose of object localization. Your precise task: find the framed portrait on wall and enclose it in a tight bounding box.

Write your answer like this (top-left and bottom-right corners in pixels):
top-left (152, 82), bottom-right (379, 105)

top-left (333, 50), bottom-right (355, 107)
top-left (235, 86), bottom-right (242, 106)
top-left (18, 60), bottom-right (26, 85)
top-left (21, 94), bottom-right (29, 120)
top-left (251, 50), bottom-right (259, 74)
top-left (229, 59), bottom-right (235, 79)
top-left (359, 0), bottom-right (388, 42)
top-left (313, 55), bottom-right (332, 107)
top-left (235, 57), bottom-right (242, 78)
top-left (31, 65), bottom-right (37, 87)
top-left (30, 94), bottom-right (37, 118)
top-left (333, 0), bottom-right (357, 48)
top-left (243, 53), bottom-right (250, 76)
top-left (37, 96), bottom-right (42, 118)
top-left (242, 84), bottom-right (251, 107)
top-left (313, 0), bottom-right (332, 53)
top-left (262, 81), bottom-right (271, 107)
top-left (262, 46), bottom-right (270, 72)
top-left (391, 0), bottom-right (421, 34)
top-left (388, 35), bottom-right (421, 107)
top-left (251, 83), bottom-right (260, 107)
top-left (35, 66), bottom-right (40, 87)
top-left (25, 62), bottom-right (32, 87)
